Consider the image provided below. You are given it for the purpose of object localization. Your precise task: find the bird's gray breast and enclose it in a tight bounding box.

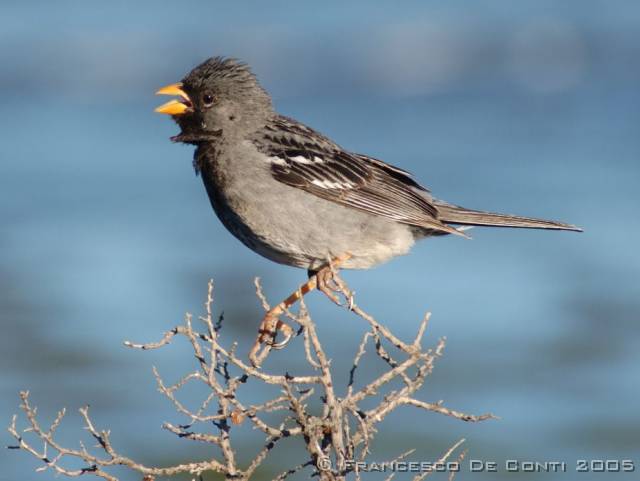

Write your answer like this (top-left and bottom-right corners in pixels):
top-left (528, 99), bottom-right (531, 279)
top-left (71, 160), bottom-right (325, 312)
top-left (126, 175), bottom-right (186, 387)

top-left (196, 142), bottom-right (313, 267)
top-left (196, 141), bottom-right (416, 270)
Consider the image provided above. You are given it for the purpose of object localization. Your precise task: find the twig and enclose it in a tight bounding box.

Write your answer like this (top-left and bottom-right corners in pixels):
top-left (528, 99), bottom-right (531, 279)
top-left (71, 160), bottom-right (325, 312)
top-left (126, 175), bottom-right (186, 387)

top-left (9, 276), bottom-right (495, 481)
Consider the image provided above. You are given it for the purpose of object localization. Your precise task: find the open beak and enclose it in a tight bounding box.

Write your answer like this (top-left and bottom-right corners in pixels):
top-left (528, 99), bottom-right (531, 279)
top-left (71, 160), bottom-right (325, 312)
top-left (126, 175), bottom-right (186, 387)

top-left (155, 82), bottom-right (193, 116)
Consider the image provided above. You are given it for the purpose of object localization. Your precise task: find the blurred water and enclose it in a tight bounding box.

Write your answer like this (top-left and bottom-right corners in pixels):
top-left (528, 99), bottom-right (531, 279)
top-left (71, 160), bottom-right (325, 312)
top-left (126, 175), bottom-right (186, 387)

top-left (1, 1), bottom-right (639, 480)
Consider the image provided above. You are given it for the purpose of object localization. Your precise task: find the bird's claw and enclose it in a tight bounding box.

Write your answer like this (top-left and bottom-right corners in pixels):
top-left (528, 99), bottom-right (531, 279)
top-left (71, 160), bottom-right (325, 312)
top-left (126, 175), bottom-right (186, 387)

top-left (316, 265), bottom-right (343, 306)
top-left (249, 314), bottom-right (294, 366)
top-left (266, 321), bottom-right (294, 350)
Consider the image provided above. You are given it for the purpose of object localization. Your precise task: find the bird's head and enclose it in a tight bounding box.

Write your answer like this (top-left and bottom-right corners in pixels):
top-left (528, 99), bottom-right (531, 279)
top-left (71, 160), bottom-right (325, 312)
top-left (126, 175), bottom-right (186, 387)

top-left (155, 57), bottom-right (273, 143)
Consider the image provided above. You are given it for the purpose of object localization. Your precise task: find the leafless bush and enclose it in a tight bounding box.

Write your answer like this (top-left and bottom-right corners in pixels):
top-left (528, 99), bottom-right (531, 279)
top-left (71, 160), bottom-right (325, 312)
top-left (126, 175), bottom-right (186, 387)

top-left (8, 276), bottom-right (495, 480)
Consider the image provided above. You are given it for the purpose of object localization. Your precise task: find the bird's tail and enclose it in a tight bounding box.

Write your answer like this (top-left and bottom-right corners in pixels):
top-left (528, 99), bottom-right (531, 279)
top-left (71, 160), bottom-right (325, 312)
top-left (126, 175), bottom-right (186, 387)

top-left (436, 202), bottom-right (582, 232)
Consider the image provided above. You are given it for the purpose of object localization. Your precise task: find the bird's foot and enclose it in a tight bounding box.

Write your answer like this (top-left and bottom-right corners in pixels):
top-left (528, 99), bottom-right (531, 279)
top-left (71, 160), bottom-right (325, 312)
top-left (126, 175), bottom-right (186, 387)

top-left (249, 311), bottom-right (294, 366)
top-left (316, 265), bottom-right (342, 306)
top-left (315, 253), bottom-right (353, 307)
top-left (265, 319), bottom-right (295, 350)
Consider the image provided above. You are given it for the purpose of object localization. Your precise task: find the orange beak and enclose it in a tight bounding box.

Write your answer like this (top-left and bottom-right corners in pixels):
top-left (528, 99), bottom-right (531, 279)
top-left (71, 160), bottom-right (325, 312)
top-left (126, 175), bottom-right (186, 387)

top-left (154, 82), bottom-right (192, 115)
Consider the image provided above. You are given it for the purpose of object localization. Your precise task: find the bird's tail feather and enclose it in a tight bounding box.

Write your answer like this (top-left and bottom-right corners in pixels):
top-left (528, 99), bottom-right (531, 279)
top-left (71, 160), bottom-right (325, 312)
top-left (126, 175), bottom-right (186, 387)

top-left (436, 203), bottom-right (582, 232)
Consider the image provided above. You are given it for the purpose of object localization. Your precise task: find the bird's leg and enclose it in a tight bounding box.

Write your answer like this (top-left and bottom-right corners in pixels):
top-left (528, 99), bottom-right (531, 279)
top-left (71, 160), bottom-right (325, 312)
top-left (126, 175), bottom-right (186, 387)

top-left (249, 253), bottom-right (351, 367)
top-left (249, 278), bottom-right (315, 367)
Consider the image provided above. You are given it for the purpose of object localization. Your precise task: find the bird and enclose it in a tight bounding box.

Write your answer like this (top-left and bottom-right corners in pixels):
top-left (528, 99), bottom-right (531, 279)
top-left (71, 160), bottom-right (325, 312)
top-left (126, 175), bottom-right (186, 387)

top-left (155, 56), bottom-right (581, 365)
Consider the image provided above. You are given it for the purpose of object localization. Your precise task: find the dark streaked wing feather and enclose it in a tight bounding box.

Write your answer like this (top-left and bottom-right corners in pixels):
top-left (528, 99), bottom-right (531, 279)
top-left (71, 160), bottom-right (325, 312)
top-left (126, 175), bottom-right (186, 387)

top-left (255, 115), bottom-right (462, 235)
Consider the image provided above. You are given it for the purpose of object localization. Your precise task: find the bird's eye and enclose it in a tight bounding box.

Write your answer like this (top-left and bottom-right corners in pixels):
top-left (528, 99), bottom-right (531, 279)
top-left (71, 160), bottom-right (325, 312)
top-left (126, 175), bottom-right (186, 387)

top-left (202, 93), bottom-right (215, 107)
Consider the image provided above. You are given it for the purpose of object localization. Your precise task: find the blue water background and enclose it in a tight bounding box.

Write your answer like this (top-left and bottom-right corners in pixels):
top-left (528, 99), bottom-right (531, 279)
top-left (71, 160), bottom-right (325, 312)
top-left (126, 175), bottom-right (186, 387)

top-left (1, 1), bottom-right (639, 480)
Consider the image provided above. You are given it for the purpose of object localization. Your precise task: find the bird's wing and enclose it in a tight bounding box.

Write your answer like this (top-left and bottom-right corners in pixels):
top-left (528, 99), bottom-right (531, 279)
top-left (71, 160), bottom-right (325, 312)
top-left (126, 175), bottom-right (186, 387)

top-left (254, 115), bottom-right (463, 235)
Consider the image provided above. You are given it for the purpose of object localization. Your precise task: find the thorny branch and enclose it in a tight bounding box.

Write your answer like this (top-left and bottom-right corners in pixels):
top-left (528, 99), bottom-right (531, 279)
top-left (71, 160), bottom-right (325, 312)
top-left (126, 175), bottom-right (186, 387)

top-left (8, 277), bottom-right (495, 480)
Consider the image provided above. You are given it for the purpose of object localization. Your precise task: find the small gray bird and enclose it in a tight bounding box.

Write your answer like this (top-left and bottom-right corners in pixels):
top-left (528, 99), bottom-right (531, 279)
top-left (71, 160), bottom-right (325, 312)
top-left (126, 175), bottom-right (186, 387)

top-left (156, 57), bottom-right (581, 364)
